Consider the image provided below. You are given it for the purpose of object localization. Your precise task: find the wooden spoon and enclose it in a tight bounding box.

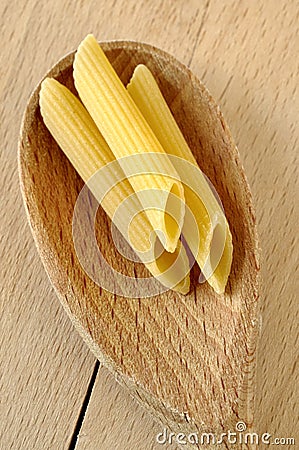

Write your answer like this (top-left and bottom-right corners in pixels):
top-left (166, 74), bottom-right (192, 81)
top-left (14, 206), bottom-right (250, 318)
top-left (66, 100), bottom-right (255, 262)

top-left (18, 41), bottom-right (260, 447)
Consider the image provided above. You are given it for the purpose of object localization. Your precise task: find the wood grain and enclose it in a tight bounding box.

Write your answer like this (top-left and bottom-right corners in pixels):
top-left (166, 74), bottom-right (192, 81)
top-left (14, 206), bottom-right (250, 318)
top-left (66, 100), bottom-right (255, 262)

top-left (1, 0), bottom-right (298, 449)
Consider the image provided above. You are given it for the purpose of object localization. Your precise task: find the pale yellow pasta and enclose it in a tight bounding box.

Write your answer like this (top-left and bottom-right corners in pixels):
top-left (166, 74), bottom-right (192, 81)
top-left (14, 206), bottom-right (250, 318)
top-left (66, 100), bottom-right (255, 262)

top-left (73, 34), bottom-right (185, 253)
top-left (39, 78), bottom-right (190, 294)
top-left (127, 64), bottom-right (233, 293)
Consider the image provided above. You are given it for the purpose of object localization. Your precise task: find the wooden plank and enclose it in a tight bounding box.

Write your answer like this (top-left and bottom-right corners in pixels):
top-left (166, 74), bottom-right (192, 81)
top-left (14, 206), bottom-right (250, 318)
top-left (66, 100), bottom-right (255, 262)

top-left (193, 1), bottom-right (299, 440)
top-left (75, 366), bottom-right (178, 450)
top-left (1, 0), bottom-right (298, 449)
top-left (0, 278), bottom-right (97, 449)
top-left (0, 2), bottom-right (96, 449)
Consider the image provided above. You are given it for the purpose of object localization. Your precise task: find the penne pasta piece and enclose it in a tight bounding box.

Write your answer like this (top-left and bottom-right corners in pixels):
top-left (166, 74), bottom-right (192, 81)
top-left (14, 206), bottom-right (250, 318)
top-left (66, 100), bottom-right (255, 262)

top-left (39, 78), bottom-right (190, 294)
top-left (73, 34), bottom-right (185, 253)
top-left (127, 64), bottom-right (233, 293)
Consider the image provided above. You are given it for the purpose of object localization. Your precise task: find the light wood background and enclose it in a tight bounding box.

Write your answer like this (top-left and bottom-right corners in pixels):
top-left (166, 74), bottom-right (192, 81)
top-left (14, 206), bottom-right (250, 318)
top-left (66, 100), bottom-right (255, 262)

top-left (1, 1), bottom-right (298, 449)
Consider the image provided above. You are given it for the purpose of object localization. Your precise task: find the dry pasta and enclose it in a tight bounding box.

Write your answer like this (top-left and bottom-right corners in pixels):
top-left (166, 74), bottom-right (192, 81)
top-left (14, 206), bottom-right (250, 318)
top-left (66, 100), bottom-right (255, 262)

top-left (39, 78), bottom-right (190, 294)
top-left (73, 34), bottom-right (185, 253)
top-left (127, 64), bottom-right (233, 293)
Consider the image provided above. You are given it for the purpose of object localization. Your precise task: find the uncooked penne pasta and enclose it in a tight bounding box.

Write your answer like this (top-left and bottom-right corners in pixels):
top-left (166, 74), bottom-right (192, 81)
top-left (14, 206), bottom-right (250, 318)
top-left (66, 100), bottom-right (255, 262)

top-left (127, 64), bottom-right (233, 293)
top-left (39, 78), bottom-right (190, 294)
top-left (73, 34), bottom-right (185, 253)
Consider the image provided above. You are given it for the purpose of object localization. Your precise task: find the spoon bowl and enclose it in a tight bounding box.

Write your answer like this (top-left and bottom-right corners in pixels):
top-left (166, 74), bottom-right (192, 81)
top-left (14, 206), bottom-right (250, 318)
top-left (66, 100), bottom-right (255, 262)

top-left (19, 41), bottom-right (260, 444)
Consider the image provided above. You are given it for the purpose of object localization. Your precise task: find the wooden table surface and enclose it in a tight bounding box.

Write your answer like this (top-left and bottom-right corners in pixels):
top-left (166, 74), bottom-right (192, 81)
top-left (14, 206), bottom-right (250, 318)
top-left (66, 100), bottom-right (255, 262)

top-left (1, 1), bottom-right (298, 449)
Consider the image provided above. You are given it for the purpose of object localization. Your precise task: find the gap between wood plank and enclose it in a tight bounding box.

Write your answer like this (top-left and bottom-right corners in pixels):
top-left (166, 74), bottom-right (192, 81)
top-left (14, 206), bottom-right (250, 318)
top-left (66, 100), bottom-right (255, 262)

top-left (68, 360), bottom-right (100, 450)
